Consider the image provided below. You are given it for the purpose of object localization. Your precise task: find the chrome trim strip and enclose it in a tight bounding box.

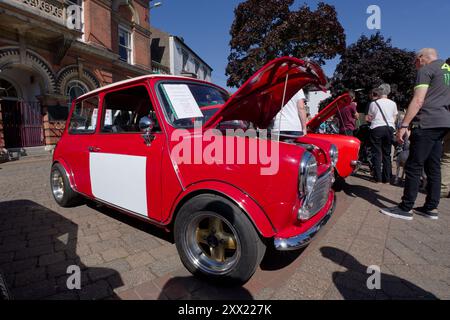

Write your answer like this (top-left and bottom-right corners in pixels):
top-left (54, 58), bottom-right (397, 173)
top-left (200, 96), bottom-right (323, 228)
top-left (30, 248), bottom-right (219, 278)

top-left (274, 194), bottom-right (336, 251)
top-left (87, 197), bottom-right (165, 226)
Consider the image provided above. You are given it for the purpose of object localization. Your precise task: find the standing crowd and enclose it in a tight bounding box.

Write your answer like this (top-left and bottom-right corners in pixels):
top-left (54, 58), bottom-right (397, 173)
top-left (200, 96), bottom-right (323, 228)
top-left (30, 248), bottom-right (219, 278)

top-left (275, 47), bottom-right (450, 220)
top-left (336, 48), bottom-right (450, 220)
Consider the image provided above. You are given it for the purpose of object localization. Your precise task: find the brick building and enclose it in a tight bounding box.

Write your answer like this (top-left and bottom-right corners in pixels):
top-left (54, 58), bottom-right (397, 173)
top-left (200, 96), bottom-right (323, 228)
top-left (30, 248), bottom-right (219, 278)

top-left (0, 0), bottom-right (152, 152)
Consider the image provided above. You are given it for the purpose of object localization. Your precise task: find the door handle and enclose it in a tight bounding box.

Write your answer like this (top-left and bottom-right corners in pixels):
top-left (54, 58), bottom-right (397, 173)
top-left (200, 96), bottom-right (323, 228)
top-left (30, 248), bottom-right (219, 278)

top-left (88, 146), bottom-right (101, 152)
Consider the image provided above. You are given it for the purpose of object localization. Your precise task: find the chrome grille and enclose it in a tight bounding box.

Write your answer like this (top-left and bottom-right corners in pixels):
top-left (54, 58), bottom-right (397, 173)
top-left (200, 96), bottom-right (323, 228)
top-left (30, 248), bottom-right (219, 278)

top-left (304, 170), bottom-right (332, 217)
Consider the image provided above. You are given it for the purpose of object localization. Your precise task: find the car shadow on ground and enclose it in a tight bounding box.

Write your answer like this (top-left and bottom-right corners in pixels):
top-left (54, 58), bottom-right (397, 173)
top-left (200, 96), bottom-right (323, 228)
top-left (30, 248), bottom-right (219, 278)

top-left (85, 201), bottom-right (174, 243)
top-left (342, 179), bottom-right (398, 209)
top-left (259, 245), bottom-right (305, 271)
top-left (320, 246), bottom-right (437, 299)
top-left (157, 276), bottom-right (254, 300)
top-left (0, 200), bottom-right (123, 300)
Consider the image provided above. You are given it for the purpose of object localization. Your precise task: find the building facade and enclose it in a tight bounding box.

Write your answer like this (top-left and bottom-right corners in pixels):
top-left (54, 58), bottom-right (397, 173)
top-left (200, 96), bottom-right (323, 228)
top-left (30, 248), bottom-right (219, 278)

top-left (305, 90), bottom-right (332, 117)
top-left (0, 0), bottom-right (152, 151)
top-left (150, 26), bottom-right (212, 81)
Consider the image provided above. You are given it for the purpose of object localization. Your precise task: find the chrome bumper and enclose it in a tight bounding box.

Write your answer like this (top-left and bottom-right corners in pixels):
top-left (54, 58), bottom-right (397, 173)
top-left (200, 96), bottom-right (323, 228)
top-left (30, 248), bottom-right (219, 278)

top-left (274, 195), bottom-right (336, 251)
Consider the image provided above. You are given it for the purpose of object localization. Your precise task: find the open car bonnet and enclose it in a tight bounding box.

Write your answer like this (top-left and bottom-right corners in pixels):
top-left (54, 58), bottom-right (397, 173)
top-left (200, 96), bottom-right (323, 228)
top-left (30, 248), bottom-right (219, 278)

top-left (306, 93), bottom-right (352, 132)
top-left (204, 57), bottom-right (327, 129)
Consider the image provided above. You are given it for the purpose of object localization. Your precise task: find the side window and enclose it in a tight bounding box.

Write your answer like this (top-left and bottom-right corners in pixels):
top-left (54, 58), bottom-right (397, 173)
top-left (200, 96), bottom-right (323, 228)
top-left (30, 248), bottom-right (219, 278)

top-left (101, 85), bottom-right (160, 133)
top-left (68, 96), bottom-right (99, 134)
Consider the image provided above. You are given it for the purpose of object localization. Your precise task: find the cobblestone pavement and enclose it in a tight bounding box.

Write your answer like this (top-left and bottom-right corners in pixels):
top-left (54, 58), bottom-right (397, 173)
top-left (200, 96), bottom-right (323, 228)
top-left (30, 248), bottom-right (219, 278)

top-left (0, 156), bottom-right (449, 300)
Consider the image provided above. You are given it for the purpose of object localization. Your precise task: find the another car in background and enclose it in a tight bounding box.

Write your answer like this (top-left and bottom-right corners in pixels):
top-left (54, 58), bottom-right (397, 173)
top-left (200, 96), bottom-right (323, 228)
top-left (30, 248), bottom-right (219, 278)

top-left (305, 93), bottom-right (361, 182)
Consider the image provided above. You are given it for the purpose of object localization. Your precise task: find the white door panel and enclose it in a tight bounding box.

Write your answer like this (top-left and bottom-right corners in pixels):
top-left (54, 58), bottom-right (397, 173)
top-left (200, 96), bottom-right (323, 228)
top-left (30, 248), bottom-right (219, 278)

top-left (90, 153), bottom-right (147, 216)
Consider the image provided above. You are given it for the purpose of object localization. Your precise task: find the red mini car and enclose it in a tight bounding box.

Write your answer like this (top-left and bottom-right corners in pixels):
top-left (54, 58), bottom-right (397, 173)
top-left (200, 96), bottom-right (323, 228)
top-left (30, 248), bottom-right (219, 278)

top-left (51, 57), bottom-right (338, 284)
top-left (305, 93), bottom-right (361, 181)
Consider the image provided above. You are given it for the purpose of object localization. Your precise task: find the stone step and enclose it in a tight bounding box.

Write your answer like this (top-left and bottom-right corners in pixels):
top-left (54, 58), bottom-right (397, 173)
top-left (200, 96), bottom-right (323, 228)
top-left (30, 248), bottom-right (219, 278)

top-left (3, 145), bottom-right (53, 162)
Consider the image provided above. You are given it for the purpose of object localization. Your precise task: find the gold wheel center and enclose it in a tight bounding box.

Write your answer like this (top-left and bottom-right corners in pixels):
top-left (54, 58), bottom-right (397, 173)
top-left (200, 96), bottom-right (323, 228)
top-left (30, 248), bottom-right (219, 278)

top-left (195, 217), bottom-right (237, 263)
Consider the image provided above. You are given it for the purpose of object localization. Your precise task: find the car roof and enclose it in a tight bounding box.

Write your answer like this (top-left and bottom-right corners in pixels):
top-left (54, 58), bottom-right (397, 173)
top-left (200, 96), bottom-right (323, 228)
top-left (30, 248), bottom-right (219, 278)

top-left (77, 74), bottom-right (205, 100)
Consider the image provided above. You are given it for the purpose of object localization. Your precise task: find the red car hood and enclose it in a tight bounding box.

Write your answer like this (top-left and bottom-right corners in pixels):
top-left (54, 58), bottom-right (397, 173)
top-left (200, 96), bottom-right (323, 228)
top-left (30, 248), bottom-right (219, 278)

top-left (204, 56), bottom-right (327, 129)
top-left (306, 93), bottom-right (352, 132)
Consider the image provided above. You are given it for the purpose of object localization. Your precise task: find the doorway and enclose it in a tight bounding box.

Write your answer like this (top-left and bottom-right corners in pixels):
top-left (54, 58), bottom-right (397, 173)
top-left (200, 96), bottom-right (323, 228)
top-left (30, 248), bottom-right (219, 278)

top-left (0, 79), bottom-right (44, 148)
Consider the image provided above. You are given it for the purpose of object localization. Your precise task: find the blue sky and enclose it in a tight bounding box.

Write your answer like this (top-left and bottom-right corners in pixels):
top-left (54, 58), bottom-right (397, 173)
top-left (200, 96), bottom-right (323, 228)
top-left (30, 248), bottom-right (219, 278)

top-left (151, 0), bottom-right (450, 91)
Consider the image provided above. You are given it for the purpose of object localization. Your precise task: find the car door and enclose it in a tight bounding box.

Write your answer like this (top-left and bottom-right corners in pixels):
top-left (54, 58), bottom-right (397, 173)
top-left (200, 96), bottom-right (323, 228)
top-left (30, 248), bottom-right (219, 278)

top-left (88, 84), bottom-right (164, 221)
top-left (63, 96), bottom-right (100, 196)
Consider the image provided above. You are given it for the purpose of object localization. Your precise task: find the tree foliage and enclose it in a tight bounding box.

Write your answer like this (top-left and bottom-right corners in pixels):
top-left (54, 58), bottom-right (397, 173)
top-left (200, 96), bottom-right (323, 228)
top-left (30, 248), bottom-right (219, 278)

top-left (226, 0), bottom-right (346, 88)
top-left (330, 33), bottom-right (416, 111)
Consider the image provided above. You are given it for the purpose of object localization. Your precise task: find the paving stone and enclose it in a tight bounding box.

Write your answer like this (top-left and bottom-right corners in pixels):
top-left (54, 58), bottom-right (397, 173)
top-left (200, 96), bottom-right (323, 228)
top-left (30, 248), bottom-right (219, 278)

top-left (39, 251), bottom-right (66, 266)
top-left (99, 230), bottom-right (122, 241)
top-left (126, 251), bottom-right (155, 268)
top-left (88, 259), bottom-right (130, 282)
top-left (100, 247), bottom-right (129, 262)
top-left (14, 267), bottom-right (47, 287)
top-left (11, 279), bottom-right (58, 300)
top-left (79, 280), bottom-right (113, 300)
top-left (1, 158), bottom-right (450, 300)
top-left (81, 253), bottom-right (104, 267)
top-left (148, 244), bottom-right (178, 260)
top-left (113, 266), bottom-right (156, 293)
top-left (148, 255), bottom-right (182, 277)
top-left (133, 281), bottom-right (166, 300)
top-left (116, 288), bottom-right (141, 300)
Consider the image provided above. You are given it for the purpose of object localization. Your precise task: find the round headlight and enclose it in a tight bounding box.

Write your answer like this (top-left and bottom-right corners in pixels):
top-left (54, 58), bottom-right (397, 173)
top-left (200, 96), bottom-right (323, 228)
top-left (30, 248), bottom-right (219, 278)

top-left (299, 152), bottom-right (318, 197)
top-left (329, 144), bottom-right (339, 167)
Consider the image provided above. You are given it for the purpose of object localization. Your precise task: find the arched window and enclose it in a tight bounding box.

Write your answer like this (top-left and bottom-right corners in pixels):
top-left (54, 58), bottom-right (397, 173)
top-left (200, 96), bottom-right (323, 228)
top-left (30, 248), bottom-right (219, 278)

top-left (0, 79), bottom-right (19, 99)
top-left (66, 80), bottom-right (89, 103)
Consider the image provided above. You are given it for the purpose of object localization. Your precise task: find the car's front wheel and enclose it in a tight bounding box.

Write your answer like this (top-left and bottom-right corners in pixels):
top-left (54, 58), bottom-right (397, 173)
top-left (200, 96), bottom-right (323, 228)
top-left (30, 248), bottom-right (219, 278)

top-left (174, 194), bottom-right (266, 285)
top-left (50, 163), bottom-right (81, 207)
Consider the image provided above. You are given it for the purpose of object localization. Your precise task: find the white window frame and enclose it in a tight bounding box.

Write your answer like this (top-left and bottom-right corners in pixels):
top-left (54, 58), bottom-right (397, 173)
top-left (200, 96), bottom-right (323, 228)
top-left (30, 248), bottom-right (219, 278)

top-left (118, 25), bottom-right (133, 64)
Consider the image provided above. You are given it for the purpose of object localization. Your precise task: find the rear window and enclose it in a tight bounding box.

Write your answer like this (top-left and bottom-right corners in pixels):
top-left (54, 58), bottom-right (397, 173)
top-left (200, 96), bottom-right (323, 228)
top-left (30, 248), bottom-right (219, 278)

top-left (68, 96), bottom-right (99, 134)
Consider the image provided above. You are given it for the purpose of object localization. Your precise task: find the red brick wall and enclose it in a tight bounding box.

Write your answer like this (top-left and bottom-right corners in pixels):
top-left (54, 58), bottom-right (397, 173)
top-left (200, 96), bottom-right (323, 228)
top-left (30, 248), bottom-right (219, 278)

top-left (43, 113), bottom-right (66, 146)
top-left (85, 0), bottom-right (113, 50)
top-left (133, 31), bottom-right (150, 68)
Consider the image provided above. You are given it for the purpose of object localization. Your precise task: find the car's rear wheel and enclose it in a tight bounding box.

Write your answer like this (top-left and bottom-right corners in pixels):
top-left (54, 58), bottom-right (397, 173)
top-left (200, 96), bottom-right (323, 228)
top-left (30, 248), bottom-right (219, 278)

top-left (50, 163), bottom-right (81, 207)
top-left (174, 194), bottom-right (266, 285)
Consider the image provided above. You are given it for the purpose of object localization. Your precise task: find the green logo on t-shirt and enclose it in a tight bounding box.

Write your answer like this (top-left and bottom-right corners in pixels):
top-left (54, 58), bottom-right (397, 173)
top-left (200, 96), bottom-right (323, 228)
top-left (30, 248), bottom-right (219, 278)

top-left (442, 64), bottom-right (450, 86)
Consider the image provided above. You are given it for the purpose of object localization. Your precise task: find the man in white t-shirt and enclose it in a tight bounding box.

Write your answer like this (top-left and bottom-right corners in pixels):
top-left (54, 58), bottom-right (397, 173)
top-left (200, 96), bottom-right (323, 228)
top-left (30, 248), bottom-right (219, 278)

top-left (367, 87), bottom-right (398, 183)
top-left (272, 89), bottom-right (307, 136)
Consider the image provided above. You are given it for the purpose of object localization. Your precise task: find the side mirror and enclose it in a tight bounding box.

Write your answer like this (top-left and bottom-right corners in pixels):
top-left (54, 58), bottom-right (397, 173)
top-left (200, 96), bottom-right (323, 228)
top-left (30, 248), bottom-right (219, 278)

top-left (139, 116), bottom-right (154, 133)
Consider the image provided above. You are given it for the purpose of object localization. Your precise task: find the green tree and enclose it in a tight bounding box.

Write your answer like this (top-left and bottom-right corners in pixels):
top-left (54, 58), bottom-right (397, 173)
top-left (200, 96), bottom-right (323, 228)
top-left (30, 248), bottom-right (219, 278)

top-left (330, 33), bottom-right (416, 111)
top-left (226, 0), bottom-right (346, 88)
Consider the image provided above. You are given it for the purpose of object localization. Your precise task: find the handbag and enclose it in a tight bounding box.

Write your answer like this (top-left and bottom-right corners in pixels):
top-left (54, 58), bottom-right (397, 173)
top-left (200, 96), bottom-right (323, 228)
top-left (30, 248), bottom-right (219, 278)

top-left (374, 100), bottom-right (395, 141)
